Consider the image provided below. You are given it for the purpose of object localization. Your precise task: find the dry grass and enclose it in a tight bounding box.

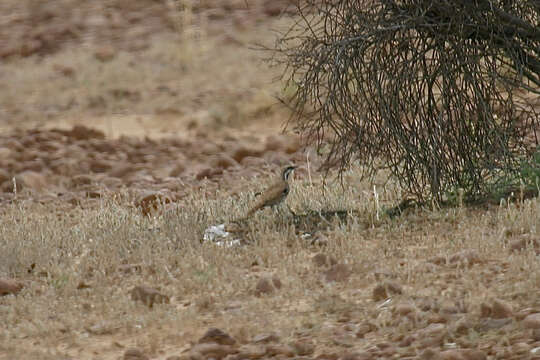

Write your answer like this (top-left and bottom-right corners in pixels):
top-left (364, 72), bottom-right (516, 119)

top-left (2, 1), bottom-right (540, 358)
top-left (0, 32), bottom-right (284, 130)
top-left (0, 5), bottom-right (291, 137)
top-left (2, 168), bottom-right (540, 359)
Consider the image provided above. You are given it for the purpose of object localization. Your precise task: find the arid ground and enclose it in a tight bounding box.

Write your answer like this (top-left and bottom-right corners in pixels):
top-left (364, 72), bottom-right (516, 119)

top-left (2, 1), bottom-right (540, 360)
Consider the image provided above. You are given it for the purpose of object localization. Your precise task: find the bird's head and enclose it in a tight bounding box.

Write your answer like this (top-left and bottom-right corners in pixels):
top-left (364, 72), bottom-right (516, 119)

top-left (282, 165), bottom-right (297, 182)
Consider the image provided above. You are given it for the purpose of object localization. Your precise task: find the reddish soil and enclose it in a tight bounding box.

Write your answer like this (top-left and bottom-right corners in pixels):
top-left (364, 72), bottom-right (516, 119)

top-left (0, 0), bottom-right (306, 206)
top-left (0, 125), bottom-right (304, 205)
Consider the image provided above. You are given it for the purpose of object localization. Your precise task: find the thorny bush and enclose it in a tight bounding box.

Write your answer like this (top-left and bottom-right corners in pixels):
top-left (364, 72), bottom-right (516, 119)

top-left (276, 0), bottom-right (540, 202)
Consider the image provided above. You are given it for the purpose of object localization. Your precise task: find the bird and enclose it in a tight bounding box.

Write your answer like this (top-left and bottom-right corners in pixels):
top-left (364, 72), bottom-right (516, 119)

top-left (246, 165), bottom-right (297, 217)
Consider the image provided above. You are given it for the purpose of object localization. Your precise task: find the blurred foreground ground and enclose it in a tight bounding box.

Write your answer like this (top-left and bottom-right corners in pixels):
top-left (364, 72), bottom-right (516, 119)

top-left (0, 0), bottom-right (302, 206)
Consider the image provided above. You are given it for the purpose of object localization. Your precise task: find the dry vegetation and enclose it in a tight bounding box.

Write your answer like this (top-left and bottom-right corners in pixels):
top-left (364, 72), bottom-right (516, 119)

top-left (3, 173), bottom-right (540, 359)
top-left (2, 1), bottom-right (540, 359)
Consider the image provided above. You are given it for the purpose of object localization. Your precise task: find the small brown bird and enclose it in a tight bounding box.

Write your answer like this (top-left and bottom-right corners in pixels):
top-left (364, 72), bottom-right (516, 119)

top-left (246, 165), bottom-right (296, 217)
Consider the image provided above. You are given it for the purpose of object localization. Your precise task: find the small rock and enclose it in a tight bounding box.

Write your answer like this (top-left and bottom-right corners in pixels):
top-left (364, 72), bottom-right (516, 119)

top-left (265, 135), bottom-right (286, 151)
top-left (87, 95), bottom-right (107, 108)
top-left (428, 255), bottom-right (446, 265)
top-left (240, 156), bottom-right (265, 167)
top-left (418, 334), bottom-right (444, 349)
top-left (459, 349), bottom-right (487, 360)
top-left (265, 150), bottom-right (289, 166)
top-left (199, 142), bottom-right (220, 155)
top-left (332, 334), bottom-right (355, 348)
top-left (224, 222), bottom-right (242, 233)
top-left (372, 268), bottom-right (398, 281)
top-left (419, 348), bottom-right (441, 360)
top-left (129, 285), bottom-right (169, 308)
top-left (312, 253), bottom-right (337, 267)
top-left (291, 339), bottom-right (315, 356)
top-left (237, 344), bottom-right (266, 359)
top-left (421, 323), bottom-right (446, 337)
top-left (255, 277), bottom-right (277, 296)
top-left (513, 342), bottom-right (531, 354)
top-left (198, 328), bottom-right (236, 346)
top-left (379, 344), bottom-right (397, 357)
top-left (14, 171), bottom-right (48, 192)
top-left (418, 262), bottom-right (439, 274)
top-left (376, 341), bottom-right (391, 350)
top-left (441, 303), bottom-right (460, 315)
top-left (89, 159), bottom-right (112, 173)
top-left (169, 162), bottom-right (186, 177)
top-left (263, 3), bottom-right (283, 17)
top-left (117, 263), bottom-right (143, 275)
top-left (372, 281), bottom-right (403, 301)
top-left (309, 232), bottom-right (331, 247)
top-left (264, 344), bottom-right (295, 357)
top-left (272, 276), bottom-right (282, 289)
top-left (355, 322), bottom-right (376, 338)
top-left (206, 8), bottom-right (227, 20)
top-left (491, 299), bottom-right (513, 319)
top-left (136, 192), bottom-right (172, 216)
top-left (231, 145), bottom-right (262, 163)
top-left (417, 297), bottom-right (439, 311)
top-left (86, 322), bottom-right (116, 335)
top-left (95, 45), bottom-right (116, 62)
top-left (195, 165), bottom-right (222, 180)
top-left (532, 328), bottom-right (540, 341)
top-left (123, 348), bottom-right (148, 360)
top-left (475, 318), bottom-right (512, 332)
top-left (427, 313), bottom-right (448, 324)
top-left (479, 302), bottom-right (492, 318)
top-left (284, 137), bottom-right (301, 154)
top-left (71, 174), bottom-right (94, 187)
top-left (53, 63), bottom-right (75, 77)
top-left (189, 343), bottom-right (237, 359)
top-left (453, 317), bottom-right (474, 335)
top-left (439, 349), bottom-right (465, 360)
top-left (324, 264), bottom-right (350, 283)
top-left (252, 332), bottom-right (280, 343)
top-left (509, 237), bottom-right (539, 252)
top-left (416, 324), bottom-right (446, 349)
top-left (76, 281), bottom-right (91, 289)
top-left (315, 352), bottom-right (339, 360)
top-left (394, 303), bottom-right (416, 316)
top-left (0, 168), bottom-right (10, 184)
top-left (338, 351), bottom-right (372, 360)
top-left (514, 307), bottom-right (535, 320)
top-left (195, 295), bottom-right (215, 312)
top-left (0, 278), bottom-right (23, 296)
top-left (398, 334), bottom-right (416, 347)
top-left (312, 253), bottom-right (329, 267)
top-left (448, 250), bottom-right (482, 267)
top-left (66, 125), bottom-right (105, 140)
top-left (85, 190), bottom-right (102, 199)
top-left (0, 147), bottom-right (12, 160)
top-left (210, 154), bottom-right (238, 170)
top-left (524, 313), bottom-right (540, 329)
